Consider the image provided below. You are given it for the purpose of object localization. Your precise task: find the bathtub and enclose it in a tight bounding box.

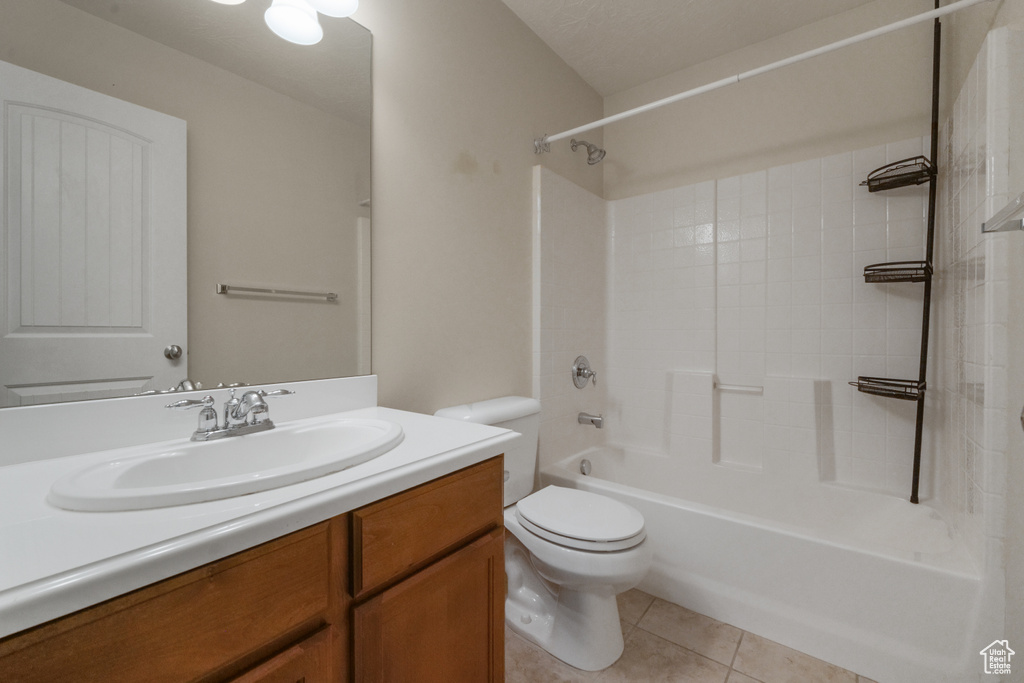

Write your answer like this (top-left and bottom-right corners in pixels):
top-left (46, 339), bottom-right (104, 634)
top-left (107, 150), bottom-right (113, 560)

top-left (542, 446), bottom-right (985, 683)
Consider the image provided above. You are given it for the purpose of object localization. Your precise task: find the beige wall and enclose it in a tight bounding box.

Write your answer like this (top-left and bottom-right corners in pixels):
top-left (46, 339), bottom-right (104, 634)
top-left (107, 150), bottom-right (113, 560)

top-left (354, 0), bottom-right (603, 413)
top-left (603, 0), bottom-right (956, 199)
top-left (942, 0), bottom-right (1024, 117)
top-left (0, 0), bottom-right (369, 389)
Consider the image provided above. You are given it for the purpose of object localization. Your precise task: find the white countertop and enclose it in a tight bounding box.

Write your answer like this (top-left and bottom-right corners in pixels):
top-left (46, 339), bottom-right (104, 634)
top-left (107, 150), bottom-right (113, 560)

top-left (0, 406), bottom-right (515, 639)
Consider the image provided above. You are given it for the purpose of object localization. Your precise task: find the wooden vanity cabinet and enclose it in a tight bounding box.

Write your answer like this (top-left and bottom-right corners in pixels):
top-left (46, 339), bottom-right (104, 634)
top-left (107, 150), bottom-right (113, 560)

top-left (0, 456), bottom-right (504, 683)
top-left (353, 529), bottom-right (503, 683)
top-left (351, 456), bottom-right (505, 683)
top-left (0, 515), bottom-right (350, 683)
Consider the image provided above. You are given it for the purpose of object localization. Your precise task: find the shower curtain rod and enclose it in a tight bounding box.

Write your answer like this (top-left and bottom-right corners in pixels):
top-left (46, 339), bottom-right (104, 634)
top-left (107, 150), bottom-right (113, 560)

top-left (533, 0), bottom-right (994, 153)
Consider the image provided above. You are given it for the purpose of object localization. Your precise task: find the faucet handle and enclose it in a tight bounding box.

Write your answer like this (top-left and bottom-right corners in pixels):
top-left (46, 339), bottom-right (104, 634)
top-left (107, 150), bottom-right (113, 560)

top-left (258, 388), bottom-right (295, 398)
top-left (165, 395), bottom-right (214, 411)
top-left (166, 395), bottom-right (218, 434)
top-left (572, 356), bottom-right (597, 388)
top-left (224, 388), bottom-right (246, 427)
top-left (250, 389), bottom-right (291, 425)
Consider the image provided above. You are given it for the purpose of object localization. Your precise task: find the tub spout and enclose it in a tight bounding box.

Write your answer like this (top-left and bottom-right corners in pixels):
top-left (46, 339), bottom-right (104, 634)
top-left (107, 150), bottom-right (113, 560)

top-left (578, 412), bottom-right (603, 429)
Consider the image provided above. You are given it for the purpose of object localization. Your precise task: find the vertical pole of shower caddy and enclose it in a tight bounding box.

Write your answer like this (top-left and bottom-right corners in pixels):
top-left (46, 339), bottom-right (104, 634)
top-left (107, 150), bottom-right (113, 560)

top-left (911, 8), bottom-right (941, 504)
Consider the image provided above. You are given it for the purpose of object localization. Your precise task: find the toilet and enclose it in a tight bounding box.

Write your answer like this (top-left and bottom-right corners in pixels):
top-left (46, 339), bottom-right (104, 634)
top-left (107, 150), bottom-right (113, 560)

top-left (435, 396), bottom-right (651, 671)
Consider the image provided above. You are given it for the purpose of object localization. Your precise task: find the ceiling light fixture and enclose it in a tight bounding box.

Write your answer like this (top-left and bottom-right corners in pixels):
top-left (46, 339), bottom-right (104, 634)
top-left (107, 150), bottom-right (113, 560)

top-left (264, 0), bottom-right (324, 45)
top-left (209, 0), bottom-right (247, 4)
top-left (306, 0), bottom-right (358, 18)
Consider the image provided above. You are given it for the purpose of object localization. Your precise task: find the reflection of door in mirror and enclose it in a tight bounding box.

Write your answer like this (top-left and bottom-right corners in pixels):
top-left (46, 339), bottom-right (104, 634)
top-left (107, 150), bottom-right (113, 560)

top-left (0, 60), bottom-right (187, 407)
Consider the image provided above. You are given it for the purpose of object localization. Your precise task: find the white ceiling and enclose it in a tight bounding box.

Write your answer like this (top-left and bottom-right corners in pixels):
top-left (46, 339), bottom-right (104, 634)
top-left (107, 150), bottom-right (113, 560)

top-left (500, 0), bottom-right (881, 96)
top-left (58, 0), bottom-right (371, 125)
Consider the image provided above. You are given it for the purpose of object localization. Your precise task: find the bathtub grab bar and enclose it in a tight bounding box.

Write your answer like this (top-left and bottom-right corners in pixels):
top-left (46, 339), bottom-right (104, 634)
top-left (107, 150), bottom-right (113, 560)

top-left (714, 382), bottom-right (763, 395)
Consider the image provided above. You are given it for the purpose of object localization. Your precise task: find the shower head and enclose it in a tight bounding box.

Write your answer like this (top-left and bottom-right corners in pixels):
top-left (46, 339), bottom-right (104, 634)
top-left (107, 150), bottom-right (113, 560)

top-left (570, 138), bottom-right (606, 165)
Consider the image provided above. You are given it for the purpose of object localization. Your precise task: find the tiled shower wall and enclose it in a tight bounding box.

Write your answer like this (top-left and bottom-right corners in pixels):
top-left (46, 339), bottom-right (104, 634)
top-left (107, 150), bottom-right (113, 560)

top-left (533, 31), bottom-right (1015, 527)
top-left (935, 27), bottom-right (1017, 571)
top-left (605, 181), bottom-right (718, 456)
top-left (605, 139), bottom-right (931, 495)
top-left (532, 167), bottom-right (607, 470)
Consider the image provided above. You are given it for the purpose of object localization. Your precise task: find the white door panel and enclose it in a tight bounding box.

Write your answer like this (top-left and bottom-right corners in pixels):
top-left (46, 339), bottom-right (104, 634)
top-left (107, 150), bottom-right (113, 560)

top-left (0, 60), bottom-right (186, 407)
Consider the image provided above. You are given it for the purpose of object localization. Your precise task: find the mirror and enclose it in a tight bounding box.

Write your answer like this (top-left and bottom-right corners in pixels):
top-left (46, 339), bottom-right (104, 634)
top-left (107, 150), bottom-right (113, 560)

top-left (0, 0), bottom-right (371, 407)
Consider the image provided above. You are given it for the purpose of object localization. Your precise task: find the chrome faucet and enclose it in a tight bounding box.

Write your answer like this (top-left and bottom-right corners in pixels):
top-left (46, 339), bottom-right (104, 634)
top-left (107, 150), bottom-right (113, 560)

top-left (578, 412), bottom-right (603, 429)
top-left (232, 390), bottom-right (270, 426)
top-left (167, 388), bottom-right (294, 441)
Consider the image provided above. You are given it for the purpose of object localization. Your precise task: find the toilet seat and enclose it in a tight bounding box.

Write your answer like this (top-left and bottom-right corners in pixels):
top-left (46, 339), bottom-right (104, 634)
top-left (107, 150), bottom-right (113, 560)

top-left (515, 486), bottom-right (646, 552)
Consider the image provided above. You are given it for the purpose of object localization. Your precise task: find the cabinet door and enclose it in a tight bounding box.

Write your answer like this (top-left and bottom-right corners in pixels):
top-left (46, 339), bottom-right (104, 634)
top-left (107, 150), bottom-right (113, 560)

top-left (228, 627), bottom-right (333, 683)
top-left (353, 528), bottom-right (504, 683)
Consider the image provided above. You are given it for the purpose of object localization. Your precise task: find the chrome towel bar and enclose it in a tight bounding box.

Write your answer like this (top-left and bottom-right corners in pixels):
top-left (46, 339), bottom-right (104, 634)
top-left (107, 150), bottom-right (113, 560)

top-left (216, 284), bottom-right (338, 302)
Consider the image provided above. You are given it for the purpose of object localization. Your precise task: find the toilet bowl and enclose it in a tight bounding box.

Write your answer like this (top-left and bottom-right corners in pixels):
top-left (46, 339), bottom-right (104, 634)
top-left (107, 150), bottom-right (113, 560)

top-left (434, 396), bottom-right (651, 671)
top-left (503, 486), bottom-right (652, 670)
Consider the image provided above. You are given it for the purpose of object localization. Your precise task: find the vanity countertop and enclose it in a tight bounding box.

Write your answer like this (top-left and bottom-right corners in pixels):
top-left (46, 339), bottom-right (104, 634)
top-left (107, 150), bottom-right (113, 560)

top-left (0, 406), bottom-right (515, 640)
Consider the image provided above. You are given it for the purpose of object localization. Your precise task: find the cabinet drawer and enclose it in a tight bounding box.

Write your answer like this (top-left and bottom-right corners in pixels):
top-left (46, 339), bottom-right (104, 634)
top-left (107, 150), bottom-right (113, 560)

top-left (351, 456), bottom-right (503, 599)
top-left (353, 528), bottom-right (505, 683)
top-left (0, 523), bottom-right (333, 683)
top-left (229, 627), bottom-right (334, 683)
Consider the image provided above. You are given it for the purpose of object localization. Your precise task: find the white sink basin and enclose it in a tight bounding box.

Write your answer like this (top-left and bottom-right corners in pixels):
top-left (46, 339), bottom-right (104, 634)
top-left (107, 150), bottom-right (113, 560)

top-left (47, 417), bottom-right (404, 512)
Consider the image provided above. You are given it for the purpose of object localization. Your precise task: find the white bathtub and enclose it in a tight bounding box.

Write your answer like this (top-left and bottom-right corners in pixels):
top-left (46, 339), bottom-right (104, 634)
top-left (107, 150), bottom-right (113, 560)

top-left (542, 446), bottom-right (985, 683)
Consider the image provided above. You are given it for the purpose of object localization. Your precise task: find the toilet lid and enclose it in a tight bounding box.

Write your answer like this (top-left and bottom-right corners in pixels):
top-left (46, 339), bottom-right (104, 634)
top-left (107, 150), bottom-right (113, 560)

top-left (515, 486), bottom-right (645, 550)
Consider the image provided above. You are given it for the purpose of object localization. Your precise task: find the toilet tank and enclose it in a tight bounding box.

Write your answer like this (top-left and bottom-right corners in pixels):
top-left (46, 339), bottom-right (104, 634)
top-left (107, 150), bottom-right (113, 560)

top-left (434, 396), bottom-right (540, 507)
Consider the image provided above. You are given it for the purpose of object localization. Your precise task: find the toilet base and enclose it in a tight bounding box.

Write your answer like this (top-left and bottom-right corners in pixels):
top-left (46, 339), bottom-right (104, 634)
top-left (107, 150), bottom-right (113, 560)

top-left (505, 537), bottom-right (626, 671)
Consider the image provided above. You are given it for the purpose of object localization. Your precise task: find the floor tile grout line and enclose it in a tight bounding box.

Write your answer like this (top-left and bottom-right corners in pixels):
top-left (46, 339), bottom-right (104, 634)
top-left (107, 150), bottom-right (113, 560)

top-left (728, 629), bottom-right (745, 673)
top-left (510, 592), bottom-right (869, 682)
top-left (634, 595), bottom-right (656, 626)
top-left (630, 620), bottom-right (751, 678)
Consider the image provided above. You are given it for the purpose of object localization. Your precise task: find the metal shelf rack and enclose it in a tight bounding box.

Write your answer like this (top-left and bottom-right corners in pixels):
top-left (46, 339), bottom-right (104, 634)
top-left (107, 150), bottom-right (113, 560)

top-left (851, 5), bottom-right (941, 505)
top-left (862, 261), bottom-right (932, 283)
top-left (849, 377), bottom-right (925, 401)
top-left (859, 156), bottom-right (936, 192)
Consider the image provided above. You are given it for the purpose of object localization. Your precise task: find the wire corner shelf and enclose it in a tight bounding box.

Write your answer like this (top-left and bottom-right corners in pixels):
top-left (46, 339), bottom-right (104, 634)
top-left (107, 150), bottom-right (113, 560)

top-left (850, 377), bottom-right (925, 401)
top-left (863, 260), bottom-right (932, 283)
top-left (859, 156), bottom-right (936, 193)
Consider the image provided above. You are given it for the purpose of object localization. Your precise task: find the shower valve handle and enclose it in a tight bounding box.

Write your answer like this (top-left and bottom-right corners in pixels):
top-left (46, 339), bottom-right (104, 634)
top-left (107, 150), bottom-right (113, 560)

top-left (572, 356), bottom-right (597, 388)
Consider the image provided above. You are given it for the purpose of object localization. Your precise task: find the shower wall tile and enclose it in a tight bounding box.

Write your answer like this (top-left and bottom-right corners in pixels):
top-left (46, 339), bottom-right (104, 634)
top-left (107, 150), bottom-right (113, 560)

top-left (935, 27), bottom-right (1017, 572)
top-left (534, 168), bottom-right (607, 470)
top-left (600, 138), bottom-right (930, 493)
top-left (714, 145), bottom-right (925, 491)
top-left (607, 179), bottom-right (716, 453)
top-left (717, 171), bottom-right (767, 383)
top-left (669, 371), bottom-right (713, 461)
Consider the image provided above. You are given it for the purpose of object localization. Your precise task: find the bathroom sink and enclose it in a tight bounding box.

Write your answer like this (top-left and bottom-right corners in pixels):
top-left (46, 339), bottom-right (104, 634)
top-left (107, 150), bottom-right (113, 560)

top-left (48, 417), bottom-right (404, 512)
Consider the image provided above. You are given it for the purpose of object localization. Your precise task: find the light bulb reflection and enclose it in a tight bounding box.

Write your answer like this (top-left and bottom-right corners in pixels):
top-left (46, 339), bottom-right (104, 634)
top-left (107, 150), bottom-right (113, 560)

top-left (265, 0), bottom-right (324, 45)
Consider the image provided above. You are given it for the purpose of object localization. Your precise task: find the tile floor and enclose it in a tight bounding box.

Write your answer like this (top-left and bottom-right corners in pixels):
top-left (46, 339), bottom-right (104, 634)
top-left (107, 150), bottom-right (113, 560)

top-left (505, 590), bottom-right (879, 683)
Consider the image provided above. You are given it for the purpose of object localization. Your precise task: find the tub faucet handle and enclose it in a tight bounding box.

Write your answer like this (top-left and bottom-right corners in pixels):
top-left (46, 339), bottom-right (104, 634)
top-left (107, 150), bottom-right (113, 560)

top-left (572, 355), bottom-right (597, 388)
